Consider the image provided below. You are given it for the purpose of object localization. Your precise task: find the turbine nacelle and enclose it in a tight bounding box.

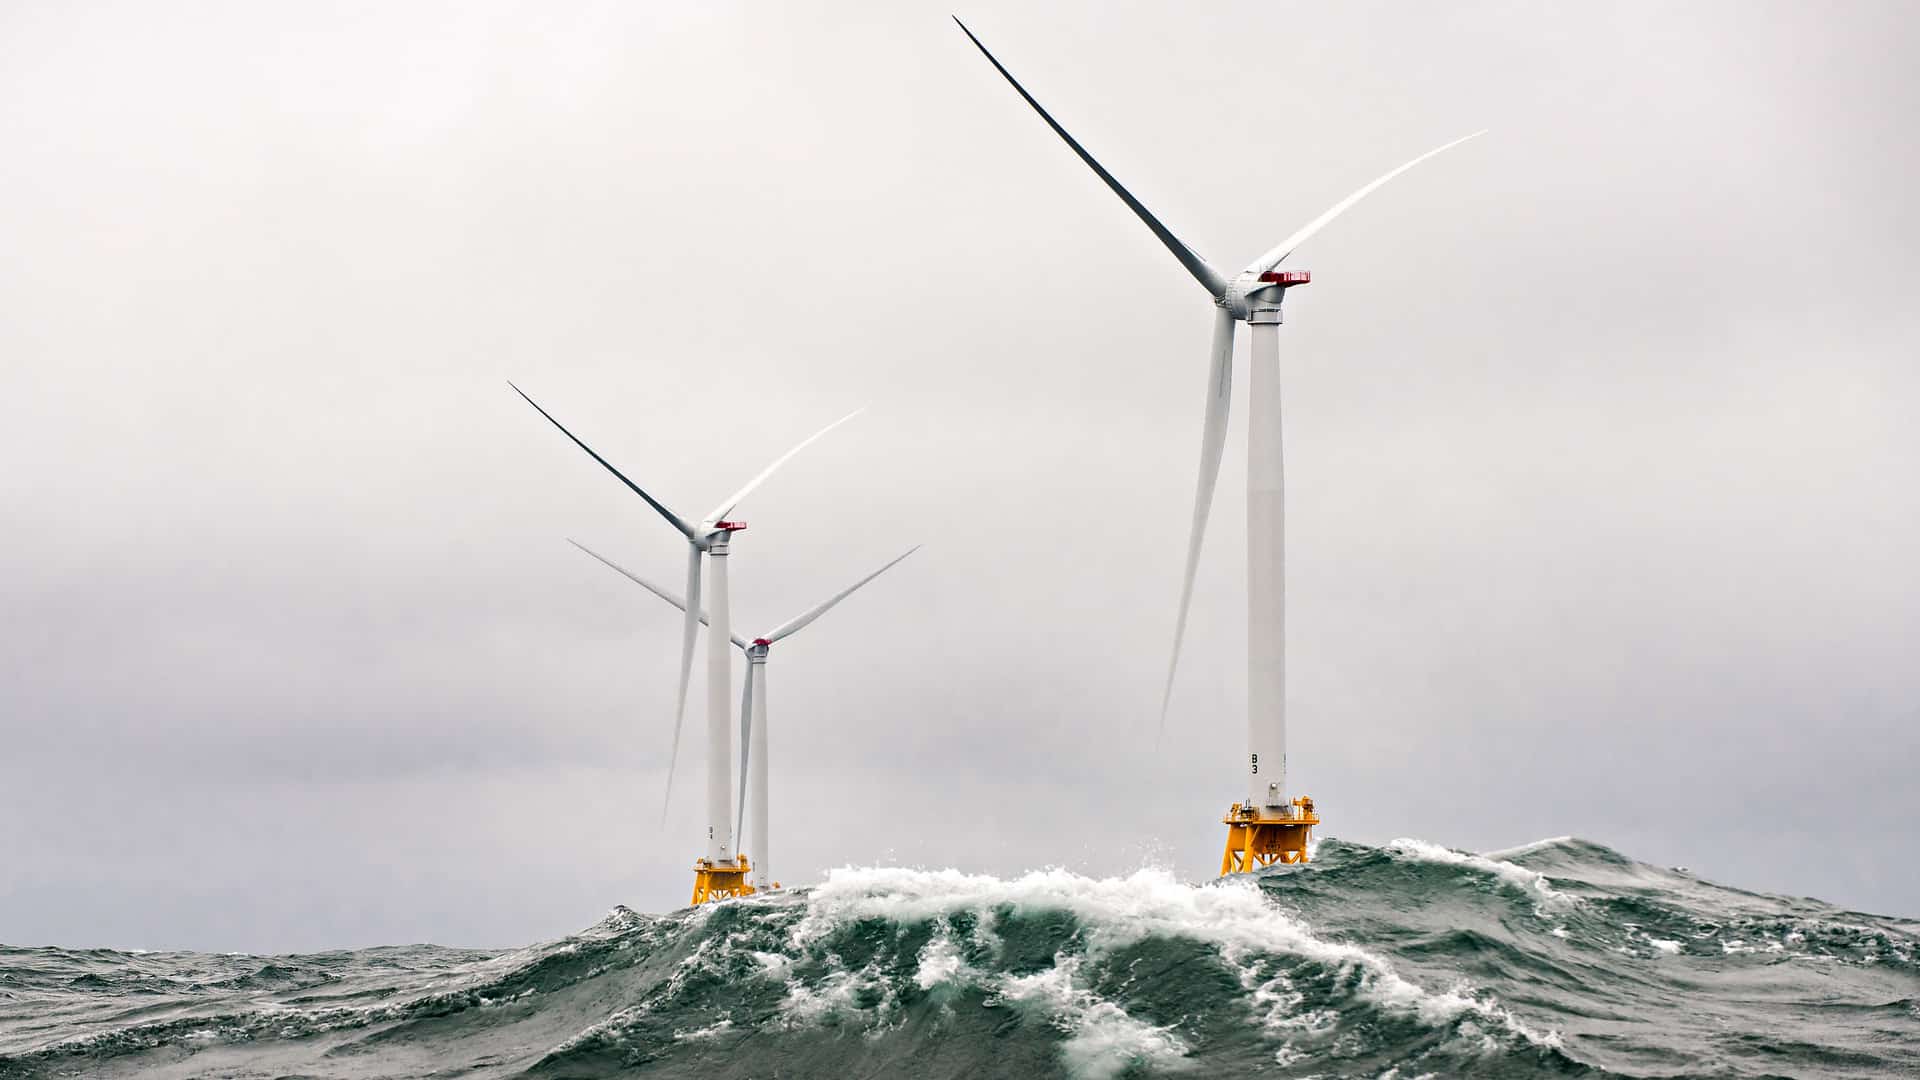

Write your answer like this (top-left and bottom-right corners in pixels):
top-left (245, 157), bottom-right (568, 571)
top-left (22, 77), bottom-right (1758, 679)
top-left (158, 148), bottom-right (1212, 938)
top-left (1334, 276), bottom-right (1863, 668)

top-left (1222, 269), bottom-right (1313, 320)
top-left (696, 519), bottom-right (749, 547)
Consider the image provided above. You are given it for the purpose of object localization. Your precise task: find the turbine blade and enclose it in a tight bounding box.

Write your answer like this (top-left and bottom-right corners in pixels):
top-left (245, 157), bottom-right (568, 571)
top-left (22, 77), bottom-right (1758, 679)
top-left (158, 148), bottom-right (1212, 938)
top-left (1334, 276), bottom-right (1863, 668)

top-left (765, 545), bottom-right (920, 644)
top-left (734, 660), bottom-right (753, 855)
top-left (703, 409), bottom-right (864, 527)
top-left (567, 539), bottom-right (748, 650)
top-left (509, 382), bottom-right (696, 539)
top-left (953, 18), bottom-right (1228, 299)
top-left (661, 544), bottom-right (702, 818)
top-left (1161, 309), bottom-right (1236, 731)
top-left (1242, 131), bottom-right (1486, 277)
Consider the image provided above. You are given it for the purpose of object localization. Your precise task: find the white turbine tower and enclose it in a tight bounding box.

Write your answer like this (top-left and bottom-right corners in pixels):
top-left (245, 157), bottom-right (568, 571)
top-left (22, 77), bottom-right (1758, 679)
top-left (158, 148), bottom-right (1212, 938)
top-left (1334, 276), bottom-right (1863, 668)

top-left (956, 19), bottom-right (1481, 871)
top-left (511, 383), bottom-right (858, 902)
top-left (568, 540), bottom-right (919, 891)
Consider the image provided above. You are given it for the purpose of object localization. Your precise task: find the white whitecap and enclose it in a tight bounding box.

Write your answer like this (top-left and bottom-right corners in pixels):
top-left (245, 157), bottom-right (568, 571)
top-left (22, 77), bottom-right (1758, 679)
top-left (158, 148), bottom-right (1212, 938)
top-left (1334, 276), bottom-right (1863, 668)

top-left (1386, 838), bottom-right (1574, 912)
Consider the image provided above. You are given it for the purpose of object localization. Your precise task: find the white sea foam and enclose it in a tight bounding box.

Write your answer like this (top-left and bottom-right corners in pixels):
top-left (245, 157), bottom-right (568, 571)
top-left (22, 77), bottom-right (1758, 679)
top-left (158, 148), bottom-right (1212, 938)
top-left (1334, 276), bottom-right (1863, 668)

top-left (546, 1006), bottom-right (644, 1057)
top-left (995, 954), bottom-right (1189, 1080)
top-left (672, 1018), bottom-right (732, 1040)
top-left (800, 865), bottom-right (1384, 977)
top-left (1385, 838), bottom-right (1573, 912)
top-left (779, 960), bottom-right (888, 1029)
top-left (749, 950), bottom-right (791, 981)
top-left (1238, 958), bottom-right (1306, 1033)
top-left (914, 931), bottom-right (971, 991)
top-left (783, 863), bottom-right (1557, 1069)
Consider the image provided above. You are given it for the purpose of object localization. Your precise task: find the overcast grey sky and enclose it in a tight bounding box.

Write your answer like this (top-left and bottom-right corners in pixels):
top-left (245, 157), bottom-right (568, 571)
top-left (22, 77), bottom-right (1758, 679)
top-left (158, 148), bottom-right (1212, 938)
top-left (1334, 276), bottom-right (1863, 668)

top-left (3, 1), bottom-right (1916, 952)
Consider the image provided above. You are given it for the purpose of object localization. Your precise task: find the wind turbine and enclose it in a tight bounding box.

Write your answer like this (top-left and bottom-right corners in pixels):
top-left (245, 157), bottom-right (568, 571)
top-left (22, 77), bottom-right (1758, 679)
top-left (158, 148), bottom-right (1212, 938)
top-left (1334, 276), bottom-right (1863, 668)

top-left (510, 383), bottom-right (858, 901)
top-left (955, 19), bottom-right (1481, 870)
top-left (568, 540), bottom-right (919, 891)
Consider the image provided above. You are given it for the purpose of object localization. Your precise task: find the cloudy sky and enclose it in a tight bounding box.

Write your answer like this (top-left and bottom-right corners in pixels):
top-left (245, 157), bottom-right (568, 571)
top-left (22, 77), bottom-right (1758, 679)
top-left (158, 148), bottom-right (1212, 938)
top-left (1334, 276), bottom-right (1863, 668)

top-left (3, 1), bottom-right (1916, 952)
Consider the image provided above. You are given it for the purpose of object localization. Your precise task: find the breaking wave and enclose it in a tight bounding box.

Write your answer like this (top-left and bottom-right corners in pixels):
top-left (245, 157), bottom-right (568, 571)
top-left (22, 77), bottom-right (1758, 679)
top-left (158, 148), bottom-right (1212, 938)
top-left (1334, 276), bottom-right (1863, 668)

top-left (2, 837), bottom-right (1915, 1078)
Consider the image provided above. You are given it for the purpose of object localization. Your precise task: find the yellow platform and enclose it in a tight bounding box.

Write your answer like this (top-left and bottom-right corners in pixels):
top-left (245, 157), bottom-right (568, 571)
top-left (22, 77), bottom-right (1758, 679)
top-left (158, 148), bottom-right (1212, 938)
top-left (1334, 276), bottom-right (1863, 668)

top-left (690, 856), bottom-right (755, 906)
top-left (1220, 796), bottom-right (1318, 875)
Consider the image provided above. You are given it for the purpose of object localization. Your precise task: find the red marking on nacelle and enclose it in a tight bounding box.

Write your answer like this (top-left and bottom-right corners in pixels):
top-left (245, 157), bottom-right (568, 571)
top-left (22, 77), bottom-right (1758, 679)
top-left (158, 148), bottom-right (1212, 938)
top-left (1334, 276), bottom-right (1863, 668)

top-left (716, 520), bottom-right (748, 532)
top-left (752, 638), bottom-right (772, 647)
top-left (1258, 270), bottom-right (1311, 284)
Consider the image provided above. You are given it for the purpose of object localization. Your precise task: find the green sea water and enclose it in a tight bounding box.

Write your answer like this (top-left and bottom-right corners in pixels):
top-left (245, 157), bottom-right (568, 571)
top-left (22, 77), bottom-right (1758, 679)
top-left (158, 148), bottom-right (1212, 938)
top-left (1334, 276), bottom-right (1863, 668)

top-left (3, 837), bottom-right (1915, 1078)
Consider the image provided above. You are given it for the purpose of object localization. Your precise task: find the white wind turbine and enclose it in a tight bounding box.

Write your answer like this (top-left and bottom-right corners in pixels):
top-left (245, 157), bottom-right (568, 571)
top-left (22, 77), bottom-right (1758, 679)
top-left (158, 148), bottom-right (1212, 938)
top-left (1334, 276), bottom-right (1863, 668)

top-left (568, 540), bottom-right (920, 890)
top-left (511, 383), bottom-right (858, 873)
top-left (956, 20), bottom-right (1482, 820)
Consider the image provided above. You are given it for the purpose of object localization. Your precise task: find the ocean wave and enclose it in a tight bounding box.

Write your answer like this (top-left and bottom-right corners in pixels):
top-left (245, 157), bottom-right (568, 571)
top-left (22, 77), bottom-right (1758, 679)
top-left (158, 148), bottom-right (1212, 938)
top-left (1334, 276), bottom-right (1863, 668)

top-left (778, 864), bottom-right (1558, 1075)
top-left (1383, 837), bottom-right (1575, 912)
top-left (3, 837), bottom-right (1915, 1079)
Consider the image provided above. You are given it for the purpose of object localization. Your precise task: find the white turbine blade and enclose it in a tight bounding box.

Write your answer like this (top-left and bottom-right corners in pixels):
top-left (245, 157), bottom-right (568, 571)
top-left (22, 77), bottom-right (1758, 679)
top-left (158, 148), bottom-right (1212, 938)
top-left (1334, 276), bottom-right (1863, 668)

top-left (509, 382), bottom-right (696, 539)
top-left (1161, 309), bottom-right (1236, 731)
top-left (764, 545), bottom-right (921, 644)
top-left (734, 662), bottom-right (753, 854)
top-left (567, 539), bottom-right (749, 650)
top-left (953, 18), bottom-right (1228, 299)
top-left (702, 409), bottom-right (864, 527)
top-left (661, 544), bottom-right (702, 818)
top-left (1242, 131), bottom-right (1486, 277)
top-left (571, 539), bottom-right (689, 613)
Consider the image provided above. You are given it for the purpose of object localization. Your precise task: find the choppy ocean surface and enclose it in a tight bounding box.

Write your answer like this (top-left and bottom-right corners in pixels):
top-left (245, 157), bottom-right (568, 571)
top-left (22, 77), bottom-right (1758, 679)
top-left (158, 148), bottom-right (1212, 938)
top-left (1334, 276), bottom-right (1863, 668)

top-left (3, 837), bottom-right (1916, 1079)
